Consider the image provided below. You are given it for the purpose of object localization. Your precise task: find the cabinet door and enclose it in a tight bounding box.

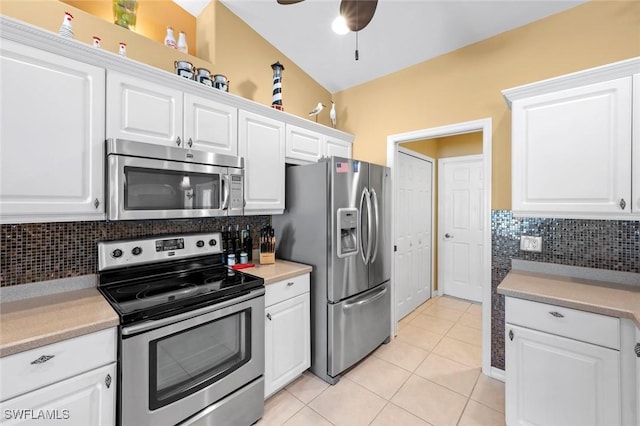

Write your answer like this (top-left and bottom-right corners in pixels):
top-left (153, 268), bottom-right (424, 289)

top-left (238, 110), bottom-right (285, 214)
top-left (505, 324), bottom-right (621, 426)
top-left (325, 136), bottom-right (352, 159)
top-left (285, 124), bottom-right (323, 163)
top-left (106, 71), bottom-right (183, 147)
top-left (633, 74), bottom-right (640, 215)
top-left (0, 40), bottom-right (105, 223)
top-left (184, 93), bottom-right (238, 156)
top-left (512, 77), bottom-right (632, 216)
top-left (264, 292), bottom-right (311, 398)
top-left (0, 363), bottom-right (116, 426)
top-left (637, 326), bottom-right (640, 426)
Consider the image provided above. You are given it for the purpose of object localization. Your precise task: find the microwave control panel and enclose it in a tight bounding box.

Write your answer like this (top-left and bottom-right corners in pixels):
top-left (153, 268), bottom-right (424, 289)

top-left (229, 174), bottom-right (243, 210)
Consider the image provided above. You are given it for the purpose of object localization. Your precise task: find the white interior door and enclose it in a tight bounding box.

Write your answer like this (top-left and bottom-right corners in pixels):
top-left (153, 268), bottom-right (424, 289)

top-left (396, 150), bottom-right (433, 320)
top-left (439, 155), bottom-right (484, 302)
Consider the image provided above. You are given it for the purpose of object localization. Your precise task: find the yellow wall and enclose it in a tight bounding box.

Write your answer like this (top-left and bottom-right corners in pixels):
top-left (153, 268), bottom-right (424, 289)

top-left (400, 132), bottom-right (483, 290)
top-left (61, 0), bottom-right (197, 56)
top-left (334, 1), bottom-right (640, 210)
top-left (1, 0), bottom-right (333, 127)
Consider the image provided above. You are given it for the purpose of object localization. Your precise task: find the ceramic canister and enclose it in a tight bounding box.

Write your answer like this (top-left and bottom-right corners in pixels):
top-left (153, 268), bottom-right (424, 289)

top-left (174, 60), bottom-right (194, 80)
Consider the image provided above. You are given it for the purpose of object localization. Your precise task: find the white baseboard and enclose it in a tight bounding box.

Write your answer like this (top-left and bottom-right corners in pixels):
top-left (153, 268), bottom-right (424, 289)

top-left (490, 367), bottom-right (506, 382)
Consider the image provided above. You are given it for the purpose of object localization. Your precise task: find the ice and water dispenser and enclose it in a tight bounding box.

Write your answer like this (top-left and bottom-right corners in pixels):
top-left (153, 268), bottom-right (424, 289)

top-left (337, 208), bottom-right (358, 258)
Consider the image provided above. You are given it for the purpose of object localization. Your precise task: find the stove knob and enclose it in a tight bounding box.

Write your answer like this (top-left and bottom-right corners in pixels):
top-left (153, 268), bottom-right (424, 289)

top-left (111, 249), bottom-right (123, 258)
top-left (131, 246), bottom-right (143, 256)
top-left (196, 240), bottom-right (205, 248)
top-left (209, 239), bottom-right (217, 246)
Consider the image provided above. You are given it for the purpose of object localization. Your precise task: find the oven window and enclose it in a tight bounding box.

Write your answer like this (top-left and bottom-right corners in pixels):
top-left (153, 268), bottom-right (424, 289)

top-left (149, 309), bottom-right (251, 409)
top-left (124, 167), bottom-right (221, 210)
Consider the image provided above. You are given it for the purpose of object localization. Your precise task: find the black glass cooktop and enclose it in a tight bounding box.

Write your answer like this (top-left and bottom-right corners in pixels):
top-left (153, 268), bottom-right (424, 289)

top-left (98, 256), bottom-right (263, 324)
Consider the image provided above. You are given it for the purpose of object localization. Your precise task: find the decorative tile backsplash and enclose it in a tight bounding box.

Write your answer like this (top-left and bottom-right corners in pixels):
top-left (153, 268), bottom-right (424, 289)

top-left (491, 210), bottom-right (640, 370)
top-left (0, 216), bottom-right (270, 286)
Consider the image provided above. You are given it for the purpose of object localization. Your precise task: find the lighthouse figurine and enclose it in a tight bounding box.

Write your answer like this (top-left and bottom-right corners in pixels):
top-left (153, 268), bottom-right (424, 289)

top-left (271, 61), bottom-right (285, 111)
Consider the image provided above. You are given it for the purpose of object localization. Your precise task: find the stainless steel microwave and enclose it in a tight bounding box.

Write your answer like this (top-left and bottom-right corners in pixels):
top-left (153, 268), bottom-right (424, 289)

top-left (106, 139), bottom-right (244, 221)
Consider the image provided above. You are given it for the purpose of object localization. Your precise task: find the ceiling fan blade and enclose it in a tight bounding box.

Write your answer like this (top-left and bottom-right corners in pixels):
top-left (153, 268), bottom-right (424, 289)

top-left (340, 0), bottom-right (378, 32)
top-left (277, 0), bottom-right (305, 4)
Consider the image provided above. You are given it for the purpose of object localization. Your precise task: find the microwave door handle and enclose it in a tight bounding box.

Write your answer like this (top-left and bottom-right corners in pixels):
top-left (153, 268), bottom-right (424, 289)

top-left (221, 174), bottom-right (230, 210)
top-left (370, 188), bottom-right (380, 263)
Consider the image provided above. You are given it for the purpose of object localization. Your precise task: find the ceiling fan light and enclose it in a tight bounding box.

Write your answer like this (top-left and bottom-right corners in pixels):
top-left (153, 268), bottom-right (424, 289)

top-left (332, 15), bottom-right (349, 35)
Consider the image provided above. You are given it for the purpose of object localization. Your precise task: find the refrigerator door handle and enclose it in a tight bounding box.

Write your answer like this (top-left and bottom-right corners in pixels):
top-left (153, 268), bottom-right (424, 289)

top-left (369, 188), bottom-right (380, 263)
top-left (359, 187), bottom-right (371, 264)
top-left (342, 285), bottom-right (388, 310)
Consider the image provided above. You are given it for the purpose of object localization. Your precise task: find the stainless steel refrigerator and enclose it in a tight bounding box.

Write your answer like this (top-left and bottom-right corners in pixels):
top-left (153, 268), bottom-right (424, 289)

top-left (273, 157), bottom-right (391, 384)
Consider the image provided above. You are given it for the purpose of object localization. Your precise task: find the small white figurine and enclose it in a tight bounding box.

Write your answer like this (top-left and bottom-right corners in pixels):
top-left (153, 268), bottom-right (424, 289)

top-left (308, 102), bottom-right (326, 122)
top-left (329, 101), bottom-right (336, 128)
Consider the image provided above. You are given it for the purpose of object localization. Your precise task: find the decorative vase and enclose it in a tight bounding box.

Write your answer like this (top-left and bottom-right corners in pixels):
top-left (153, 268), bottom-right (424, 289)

top-left (176, 31), bottom-right (188, 53)
top-left (113, 0), bottom-right (138, 30)
top-left (58, 12), bottom-right (73, 38)
top-left (164, 27), bottom-right (176, 49)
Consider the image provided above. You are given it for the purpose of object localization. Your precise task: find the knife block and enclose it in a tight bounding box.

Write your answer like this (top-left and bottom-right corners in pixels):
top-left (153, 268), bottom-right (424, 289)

top-left (259, 252), bottom-right (275, 265)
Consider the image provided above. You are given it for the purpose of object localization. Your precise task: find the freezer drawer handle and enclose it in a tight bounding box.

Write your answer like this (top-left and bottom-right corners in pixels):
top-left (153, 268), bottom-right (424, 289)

top-left (343, 286), bottom-right (388, 310)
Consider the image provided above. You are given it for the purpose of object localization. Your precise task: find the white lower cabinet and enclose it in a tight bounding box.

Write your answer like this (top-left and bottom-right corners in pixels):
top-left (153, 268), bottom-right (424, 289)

top-left (264, 274), bottom-right (311, 399)
top-left (505, 297), bottom-right (622, 426)
top-left (0, 363), bottom-right (116, 426)
top-left (0, 328), bottom-right (117, 425)
top-left (636, 326), bottom-right (640, 426)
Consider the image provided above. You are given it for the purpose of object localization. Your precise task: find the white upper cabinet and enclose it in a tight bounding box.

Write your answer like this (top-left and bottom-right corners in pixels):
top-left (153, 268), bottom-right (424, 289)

top-left (0, 39), bottom-right (106, 223)
top-left (633, 74), bottom-right (640, 215)
top-left (239, 110), bottom-right (286, 215)
top-left (285, 124), bottom-right (353, 164)
top-left (504, 57), bottom-right (640, 219)
top-left (184, 93), bottom-right (238, 156)
top-left (511, 77), bottom-right (632, 216)
top-left (325, 136), bottom-right (353, 159)
top-left (107, 71), bottom-right (238, 155)
top-left (286, 125), bottom-right (324, 163)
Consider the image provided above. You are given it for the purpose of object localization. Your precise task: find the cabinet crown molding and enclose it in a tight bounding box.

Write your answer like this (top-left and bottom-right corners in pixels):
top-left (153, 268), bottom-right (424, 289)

top-left (0, 15), bottom-right (354, 143)
top-left (502, 56), bottom-right (640, 108)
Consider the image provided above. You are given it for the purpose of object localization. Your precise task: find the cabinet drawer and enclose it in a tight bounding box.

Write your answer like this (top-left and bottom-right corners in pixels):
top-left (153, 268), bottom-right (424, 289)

top-left (0, 328), bottom-right (117, 401)
top-left (265, 274), bottom-right (310, 307)
top-left (505, 297), bottom-right (619, 349)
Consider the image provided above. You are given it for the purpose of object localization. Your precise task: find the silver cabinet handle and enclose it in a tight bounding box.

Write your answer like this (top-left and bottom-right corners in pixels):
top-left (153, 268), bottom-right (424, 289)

top-left (620, 199), bottom-right (626, 210)
top-left (94, 198), bottom-right (100, 209)
top-left (176, 136), bottom-right (182, 147)
top-left (105, 374), bottom-right (112, 389)
top-left (31, 355), bottom-right (55, 365)
top-left (445, 233), bottom-right (453, 239)
top-left (287, 282), bottom-right (294, 286)
top-left (634, 343), bottom-right (640, 358)
top-left (187, 138), bottom-right (193, 148)
top-left (509, 329), bottom-right (514, 341)
top-left (266, 313), bottom-right (272, 321)
top-left (549, 311), bottom-right (564, 318)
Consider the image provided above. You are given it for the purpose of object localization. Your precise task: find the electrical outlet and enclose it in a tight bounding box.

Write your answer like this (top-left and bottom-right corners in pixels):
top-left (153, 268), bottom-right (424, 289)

top-left (520, 236), bottom-right (542, 252)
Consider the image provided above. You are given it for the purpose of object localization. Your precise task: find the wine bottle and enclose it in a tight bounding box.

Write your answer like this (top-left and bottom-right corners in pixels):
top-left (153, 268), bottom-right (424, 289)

top-left (244, 225), bottom-right (253, 261)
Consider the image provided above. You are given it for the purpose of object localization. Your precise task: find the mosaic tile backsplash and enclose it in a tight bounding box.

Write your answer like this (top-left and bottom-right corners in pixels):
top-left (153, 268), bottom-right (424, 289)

top-left (0, 216), bottom-right (270, 286)
top-left (491, 210), bottom-right (640, 370)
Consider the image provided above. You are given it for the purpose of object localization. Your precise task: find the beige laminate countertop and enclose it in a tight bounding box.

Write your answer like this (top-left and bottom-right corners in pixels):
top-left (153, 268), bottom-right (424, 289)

top-left (242, 259), bottom-right (312, 285)
top-left (497, 270), bottom-right (640, 327)
top-left (0, 288), bottom-right (119, 358)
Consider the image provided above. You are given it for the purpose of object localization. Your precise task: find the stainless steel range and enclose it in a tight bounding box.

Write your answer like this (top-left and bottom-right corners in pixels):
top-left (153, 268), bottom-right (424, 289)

top-left (98, 232), bottom-right (265, 426)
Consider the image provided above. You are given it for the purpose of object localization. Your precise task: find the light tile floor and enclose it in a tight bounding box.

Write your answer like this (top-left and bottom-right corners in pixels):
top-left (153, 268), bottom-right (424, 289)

top-left (257, 296), bottom-right (505, 426)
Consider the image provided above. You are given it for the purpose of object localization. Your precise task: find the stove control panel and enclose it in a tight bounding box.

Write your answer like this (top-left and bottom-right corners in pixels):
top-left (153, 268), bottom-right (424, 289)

top-left (98, 232), bottom-right (222, 271)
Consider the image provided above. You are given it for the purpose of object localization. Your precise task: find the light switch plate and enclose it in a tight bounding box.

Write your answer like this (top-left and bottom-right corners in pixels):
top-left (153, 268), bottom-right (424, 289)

top-left (520, 236), bottom-right (542, 252)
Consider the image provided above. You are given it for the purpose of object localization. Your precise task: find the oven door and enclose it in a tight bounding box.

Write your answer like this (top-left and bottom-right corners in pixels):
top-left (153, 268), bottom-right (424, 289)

top-left (107, 154), bottom-right (242, 220)
top-left (120, 289), bottom-right (264, 426)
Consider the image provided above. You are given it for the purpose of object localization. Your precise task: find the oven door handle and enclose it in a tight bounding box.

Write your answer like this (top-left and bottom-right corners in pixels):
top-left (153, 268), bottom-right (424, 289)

top-left (121, 287), bottom-right (265, 336)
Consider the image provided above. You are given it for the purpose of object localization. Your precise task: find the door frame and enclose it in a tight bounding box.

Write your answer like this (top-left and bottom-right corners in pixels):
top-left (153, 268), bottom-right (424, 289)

top-left (396, 147), bottom-right (436, 318)
top-left (387, 118), bottom-right (494, 379)
top-left (438, 154), bottom-right (484, 301)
